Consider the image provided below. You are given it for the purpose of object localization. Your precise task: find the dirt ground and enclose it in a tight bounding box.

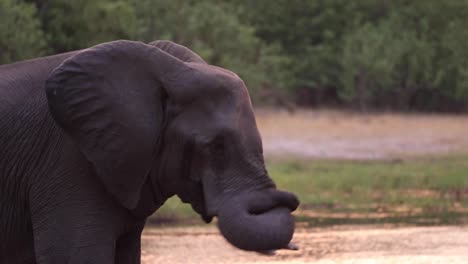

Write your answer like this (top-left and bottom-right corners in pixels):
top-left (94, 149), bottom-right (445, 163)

top-left (141, 225), bottom-right (468, 264)
top-left (256, 109), bottom-right (468, 159)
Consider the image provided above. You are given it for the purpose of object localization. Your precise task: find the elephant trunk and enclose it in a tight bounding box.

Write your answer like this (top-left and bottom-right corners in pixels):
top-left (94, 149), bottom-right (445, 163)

top-left (216, 190), bottom-right (298, 251)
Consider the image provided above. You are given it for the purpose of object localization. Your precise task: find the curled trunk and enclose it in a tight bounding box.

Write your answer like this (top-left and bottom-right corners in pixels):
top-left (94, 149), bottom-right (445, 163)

top-left (216, 190), bottom-right (297, 251)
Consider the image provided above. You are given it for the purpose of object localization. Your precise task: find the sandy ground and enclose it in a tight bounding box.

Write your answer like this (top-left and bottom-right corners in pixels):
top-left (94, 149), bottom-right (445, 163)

top-left (256, 109), bottom-right (468, 159)
top-left (141, 225), bottom-right (468, 264)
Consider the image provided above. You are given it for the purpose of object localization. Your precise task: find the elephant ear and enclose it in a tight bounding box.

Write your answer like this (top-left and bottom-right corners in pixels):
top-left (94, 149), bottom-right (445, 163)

top-left (150, 40), bottom-right (207, 64)
top-left (45, 40), bottom-right (188, 209)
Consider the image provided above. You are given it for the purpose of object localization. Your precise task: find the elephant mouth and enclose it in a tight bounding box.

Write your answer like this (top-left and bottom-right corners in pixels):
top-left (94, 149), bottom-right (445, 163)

top-left (175, 179), bottom-right (214, 223)
top-left (192, 202), bottom-right (213, 223)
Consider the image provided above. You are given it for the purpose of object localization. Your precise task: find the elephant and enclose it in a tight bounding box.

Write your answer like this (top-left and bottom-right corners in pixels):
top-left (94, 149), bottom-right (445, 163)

top-left (0, 40), bottom-right (299, 263)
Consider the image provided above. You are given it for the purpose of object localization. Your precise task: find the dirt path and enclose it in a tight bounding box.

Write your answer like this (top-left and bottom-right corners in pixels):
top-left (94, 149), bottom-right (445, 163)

top-left (256, 109), bottom-right (468, 159)
top-left (141, 225), bottom-right (468, 264)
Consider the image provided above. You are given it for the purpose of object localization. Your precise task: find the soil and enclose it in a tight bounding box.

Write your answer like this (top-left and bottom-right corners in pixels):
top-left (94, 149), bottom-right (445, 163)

top-left (256, 109), bottom-right (468, 159)
top-left (141, 225), bottom-right (468, 264)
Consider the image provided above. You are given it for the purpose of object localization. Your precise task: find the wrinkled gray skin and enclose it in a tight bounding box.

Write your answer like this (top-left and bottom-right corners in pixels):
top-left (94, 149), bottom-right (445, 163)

top-left (0, 40), bottom-right (299, 263)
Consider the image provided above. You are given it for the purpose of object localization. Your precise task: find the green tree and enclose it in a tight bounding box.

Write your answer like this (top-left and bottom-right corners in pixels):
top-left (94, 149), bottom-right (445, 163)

top-left (4, 0), bottom-right (468, 111)
top-left (340, 14), bottom-right (435, 110)
top-left (439, 21), bottom-right (468, 105)
top-left (239, 0), bottom-right (384, 105)
top-left (339, 1), bottom-right (468, 111)
top-left (30, 0), bottom-right (137, 52)
top-left (135, 0), bottom-right (291, 100)
top-left (0, 0), bottom-right (46, 64)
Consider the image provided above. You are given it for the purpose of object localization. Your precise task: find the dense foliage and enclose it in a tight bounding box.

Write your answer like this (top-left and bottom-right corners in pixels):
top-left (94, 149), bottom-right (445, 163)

top-left (2, 0), bottom-right (468, 111)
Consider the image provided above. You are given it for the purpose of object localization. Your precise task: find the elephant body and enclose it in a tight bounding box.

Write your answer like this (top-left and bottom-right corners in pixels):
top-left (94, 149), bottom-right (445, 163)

top-left (0, 40), bottom-right (298, 263)
top-left (1, 52), bottom-right (144, 263)
top-left (1, 52), bottom-right (76, 262)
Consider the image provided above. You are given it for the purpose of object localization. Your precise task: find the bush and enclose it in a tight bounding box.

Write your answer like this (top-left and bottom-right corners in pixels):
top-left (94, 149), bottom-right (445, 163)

top-left (0, 0), bottom-right (46, 64)
top-left (134, 0), bottom-right (291, 99)
top-left (3, 0), bottom-right (468, 111)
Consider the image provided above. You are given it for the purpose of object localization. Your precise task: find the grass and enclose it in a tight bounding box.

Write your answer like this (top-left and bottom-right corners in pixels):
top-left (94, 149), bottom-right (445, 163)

top-left (150, 197), bottom-right (200, 225)
top-left (151, 155), bottom-right (468, 226)
top-left (269, 155), bottom-right (468, 226)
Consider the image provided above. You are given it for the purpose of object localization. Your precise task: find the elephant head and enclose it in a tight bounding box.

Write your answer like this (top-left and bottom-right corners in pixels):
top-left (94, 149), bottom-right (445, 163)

top-left (45, 40), bottom-right (299, 251)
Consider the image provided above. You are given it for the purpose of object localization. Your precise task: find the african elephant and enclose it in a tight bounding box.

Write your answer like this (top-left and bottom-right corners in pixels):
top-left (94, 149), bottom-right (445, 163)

top-left (0, 40), bottom-right (299, 263)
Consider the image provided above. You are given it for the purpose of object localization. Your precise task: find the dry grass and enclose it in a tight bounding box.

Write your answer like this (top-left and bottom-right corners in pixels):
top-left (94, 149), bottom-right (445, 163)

top-left (255, 109), bottom-right (468, 159)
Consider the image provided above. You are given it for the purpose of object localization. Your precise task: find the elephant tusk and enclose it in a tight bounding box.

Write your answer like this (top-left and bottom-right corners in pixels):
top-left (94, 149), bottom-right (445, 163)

top-left (284, 242), bottom-right (299, 250)
top-left (257, 242), bottom-right (298, 255)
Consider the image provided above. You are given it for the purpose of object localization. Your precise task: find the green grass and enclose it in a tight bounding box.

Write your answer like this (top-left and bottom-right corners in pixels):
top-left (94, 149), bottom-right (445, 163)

top-left (150, 196), bottom-right (200, 225)
top-left (269, 156), bottom-right (468, 205)
top-left (269, 155), bottom-right (468, 225)
top-left (151, 155), bottom-right (468, 226)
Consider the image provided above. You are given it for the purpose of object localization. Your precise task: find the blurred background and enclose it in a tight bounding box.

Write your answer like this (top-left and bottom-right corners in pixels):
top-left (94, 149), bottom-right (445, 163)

top-left (2, 0), bottom-right (468, 229)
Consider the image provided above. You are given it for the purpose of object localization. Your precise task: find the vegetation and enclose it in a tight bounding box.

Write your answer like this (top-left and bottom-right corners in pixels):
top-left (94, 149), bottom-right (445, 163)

top-left (3, 0), bottom-right (468, 111)
top-left (0, 0), bottom-right (46, 62)
top-left (155, 155), bottom-right (468, 226)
